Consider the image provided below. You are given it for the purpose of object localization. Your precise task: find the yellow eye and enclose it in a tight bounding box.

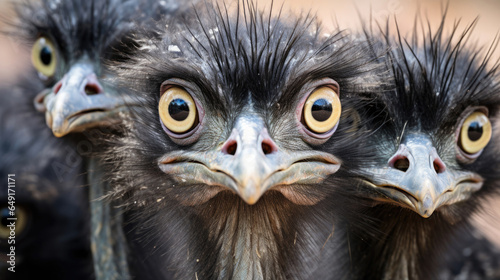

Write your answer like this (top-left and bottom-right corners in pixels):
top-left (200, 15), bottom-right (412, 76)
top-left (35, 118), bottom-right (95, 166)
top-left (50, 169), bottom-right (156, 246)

top-left (31, 36), bottom-right (57, 78)
top-left (459, 111), bottom-right (492, 154)
top-left (0, 206), bottom-right (28, 239)
top-left (302, 86), bottom-right (341, 134)
top-left (159, 86), bottom-right (198, 134)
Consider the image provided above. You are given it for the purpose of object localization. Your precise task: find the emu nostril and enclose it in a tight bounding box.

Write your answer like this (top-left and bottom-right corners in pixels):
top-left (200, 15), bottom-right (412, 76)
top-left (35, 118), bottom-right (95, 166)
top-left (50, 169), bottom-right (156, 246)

top-left (433, 159), bottom-right (445, 174)
top-left (262, 142), bottom-right (272, 155)
top-left (53, 81), bottom-right (62, 94)
top-left (223, 140), bottom-right (237, 156)
top-left (393, 158), bottom-right (410, 172)
top-left (261, 139), bottom-right (277, 155)
top-left (85, 84), bottom-right (101, 95)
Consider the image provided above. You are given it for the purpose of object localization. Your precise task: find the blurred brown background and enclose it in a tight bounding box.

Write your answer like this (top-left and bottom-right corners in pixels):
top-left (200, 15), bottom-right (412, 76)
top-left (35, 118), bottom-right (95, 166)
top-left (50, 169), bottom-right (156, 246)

top-left (0, 0), bottom-right (498, 243)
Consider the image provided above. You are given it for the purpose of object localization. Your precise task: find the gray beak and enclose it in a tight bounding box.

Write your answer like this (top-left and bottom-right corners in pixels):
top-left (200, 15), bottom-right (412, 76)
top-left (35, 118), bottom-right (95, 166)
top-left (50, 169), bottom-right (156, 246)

top-left (364, 134), bottom-right (483, 218)
top-left (36, 61), bottom-right (133, 137)
top-left (159, 109), bottom-right (340, 205)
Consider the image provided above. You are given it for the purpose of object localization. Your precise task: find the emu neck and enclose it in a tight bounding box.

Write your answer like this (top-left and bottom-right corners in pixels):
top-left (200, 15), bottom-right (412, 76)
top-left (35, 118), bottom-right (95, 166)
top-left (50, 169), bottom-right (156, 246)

top-left (128, 192), bottom-right (341, 279)
top-left (193, 191), bottom-right (325, 279)
top-left (350, 206), bottom-right (463, 280)
top-left (199, 193), bottom-right (289, 279)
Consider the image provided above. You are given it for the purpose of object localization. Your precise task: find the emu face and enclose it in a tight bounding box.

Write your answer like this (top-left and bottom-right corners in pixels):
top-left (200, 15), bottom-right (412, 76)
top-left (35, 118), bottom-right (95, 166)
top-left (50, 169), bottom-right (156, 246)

top-left (357, 21), bottom-right (500, 219)
top-left (16, 0), bottom-right (179, 137)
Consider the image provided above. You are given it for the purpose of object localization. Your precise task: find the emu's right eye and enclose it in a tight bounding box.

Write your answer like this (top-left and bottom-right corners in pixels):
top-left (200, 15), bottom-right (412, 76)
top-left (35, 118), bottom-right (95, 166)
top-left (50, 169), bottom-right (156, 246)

top-left (31, 37), bottom-right (57, 79)
top-left (159, 86), bottom-right (199, 134)
top-left (302, 86), bottom-right (341, 134)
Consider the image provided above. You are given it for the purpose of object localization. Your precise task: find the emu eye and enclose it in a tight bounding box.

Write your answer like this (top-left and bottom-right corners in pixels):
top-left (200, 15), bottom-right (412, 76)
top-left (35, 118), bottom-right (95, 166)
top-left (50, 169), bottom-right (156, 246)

top-left (31, 37), bottom-right (57, 79)
top-left (159, 86), bottom-right (198, 134)
top-left (342, 107), bottom-right (361, 133)
top-left (302, 86), bottom-right (341, 134)
top-left (0, 206), bottom-right (28, 239)
top-left (458, 111), bottom-right (492, 155)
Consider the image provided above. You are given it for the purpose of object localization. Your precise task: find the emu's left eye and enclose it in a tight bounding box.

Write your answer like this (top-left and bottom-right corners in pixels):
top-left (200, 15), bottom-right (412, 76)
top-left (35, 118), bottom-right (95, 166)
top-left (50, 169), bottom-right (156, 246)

top-left (302, 86), bottom-right (341, 134)
top-left (31, 36), bottom-right (57, 79)
top-left (0, 206), bottom-right (28, 239)
top-left (458, 111), bottom-right (492, 155)
top-left (159, 86), bottom-right (198, 134)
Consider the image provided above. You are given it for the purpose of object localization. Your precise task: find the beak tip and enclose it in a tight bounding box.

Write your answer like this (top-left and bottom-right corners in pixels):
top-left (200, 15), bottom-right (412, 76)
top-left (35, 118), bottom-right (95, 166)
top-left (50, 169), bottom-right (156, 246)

top-left (243, 197), bottom-right (260, 205)
top-left (237, 183), bottom-right (264, 205)
top-left (49, 115), bottom-right (70, 138)
top-left (240, 192), bottom-right (262, 205)
top-left (52, 130), bottom-right (67, 138)
top-left (419, 210), bottom-right (432, 218)
top-left (415, 203), bottom-right (436, 218)
top-left (51, 122), bottom-right (69, 138)
top-left (416, 194), bottom-right (437, 218)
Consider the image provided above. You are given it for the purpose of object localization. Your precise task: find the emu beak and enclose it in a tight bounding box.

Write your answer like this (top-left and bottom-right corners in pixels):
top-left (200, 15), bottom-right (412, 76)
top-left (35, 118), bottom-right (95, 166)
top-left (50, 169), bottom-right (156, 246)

top-left (159, 109), bottom-right (340, 205)
top-left (363, 134), bottom-right (483, 218)
top-left (36, 61), bottom-right (134, 137)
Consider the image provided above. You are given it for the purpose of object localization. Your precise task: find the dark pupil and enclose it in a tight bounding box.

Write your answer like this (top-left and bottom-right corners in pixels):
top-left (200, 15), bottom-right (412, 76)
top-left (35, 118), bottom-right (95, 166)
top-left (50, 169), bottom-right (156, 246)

top-left (468, 121), bottom-right (483, 141)
top-left (311, 98), bottom-right (332, 122)
top-left (168, 98), bottom-right (190, 121)
top-left (1, 208), bottom-right (11, 227)
top-left (40, 46), bottom-right (52, 65)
